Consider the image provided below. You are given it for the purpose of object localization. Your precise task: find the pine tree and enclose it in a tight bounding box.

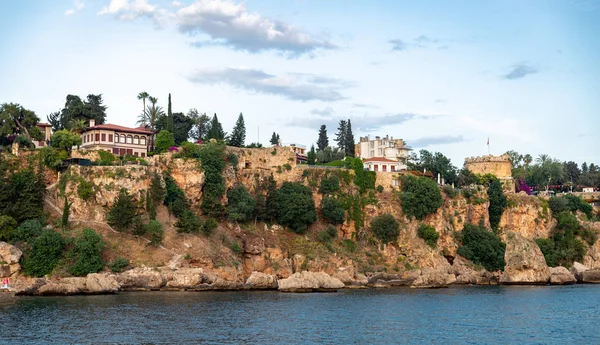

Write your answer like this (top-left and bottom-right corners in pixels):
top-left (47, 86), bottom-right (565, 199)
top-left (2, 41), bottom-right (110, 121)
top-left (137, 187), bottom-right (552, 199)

top-left (146, 190), bottom-right (156, 221)
top-left (62, 197), bottom-right (71, 230)
top-left (334, 120), bottom-right (347, 152)
top-left (167, 93), bottom-right (173, 133)
top-left (206, 114), bottom-right (225, 141)
top-left (150, 172), bottom-right (166, 204)
top-left (317, 125), bottom-right (329, 151)
top-left (345, 119), bottom-right (355, 157)
top-left (307, 145), bottom-right (316, 165)
top-left (270, 132), bottom-right (278, 145)
top-left (227, 113), bottom-right (246, 147)
top-left (107, 189), bottom-right (138, 232)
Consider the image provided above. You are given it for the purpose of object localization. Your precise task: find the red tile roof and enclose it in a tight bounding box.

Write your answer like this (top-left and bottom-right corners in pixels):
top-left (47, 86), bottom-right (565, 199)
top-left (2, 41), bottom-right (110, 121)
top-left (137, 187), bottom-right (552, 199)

top-left (363, 157), bottom-right (399, 163)
top-left (84, 124), bottom-right (154, 135)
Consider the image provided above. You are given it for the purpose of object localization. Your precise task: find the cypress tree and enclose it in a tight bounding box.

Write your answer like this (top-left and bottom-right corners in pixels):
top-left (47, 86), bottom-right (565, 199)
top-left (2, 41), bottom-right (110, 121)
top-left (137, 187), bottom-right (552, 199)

top-left (107, 189), bottom-right (138, 232)
top-left (167, 93), bottom-right (173, 133)
top-left (62, 197), bottom-right (71, 230)
top-left (335, 120), bottom-right (347, 152)
top-left (317, 125), bottom-right (329, 151)
top-left (228, 113), bottom-right (246, 147)
top-left (345, 119), bottom-right (355, 157)
top-left (146, 190), bottom-right (156, 221)
top-left (307, 145), bottom-right (316, 165)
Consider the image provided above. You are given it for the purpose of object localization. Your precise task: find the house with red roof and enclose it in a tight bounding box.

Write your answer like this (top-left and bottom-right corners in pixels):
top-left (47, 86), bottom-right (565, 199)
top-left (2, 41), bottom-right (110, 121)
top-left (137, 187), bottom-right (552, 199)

top-left (79, 119), bottom-right (154, 157)
top-left (33, 123), bottom-right (53, 148)
top-left (363, 157), bottom-right (403, 172)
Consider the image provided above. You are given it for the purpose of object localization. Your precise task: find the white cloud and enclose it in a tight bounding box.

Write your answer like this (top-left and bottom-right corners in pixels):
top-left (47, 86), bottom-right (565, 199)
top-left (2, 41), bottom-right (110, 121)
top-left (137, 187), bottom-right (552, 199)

top-left (65, 0), bottom-right (85, 16)
top-left (187, 67), bottom-right (349, 102)
top-left (98, 0), bottom-right (169, 27)
top-left (176, 0), bottom-right (337, 55)
top-left (172, 0), bottom-right (184, 7)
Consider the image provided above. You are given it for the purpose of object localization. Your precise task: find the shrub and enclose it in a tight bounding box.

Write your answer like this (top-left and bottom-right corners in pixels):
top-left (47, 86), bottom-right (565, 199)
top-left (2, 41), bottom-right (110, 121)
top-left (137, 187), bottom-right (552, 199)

top-left (164, 173), bottom-right (188, 218)
top-left (146, 220), bottom-right (164, 245)
top-left (317, 225), bottom-right (338, 243)
top-left (321, 197), bottom-right (345, 225)
top-left (21, 230), bottom-right (65, 277)
top-left (178, 142), bottom-right (201, 158)
top-left (69, 228), bottom-right (105, 276)
top-left (350, 158), bottom-right (376, 192)
top-left (318, 175), bottom-right (340, 194)
top-left (107, 189), bottom-right (138, 232)
top-left (370, 214), bottom-right (400, 244)
top-left (457, 223), bottom-right (506, 271)
top-left (227, 185), bottom-right (256, 222)
top-left (549, 196), bottom-right (569, 218)
top-left (282, 163), bottom-right (292, 171)
top-left (399, 175), bottom-right (443, 220)
top-left (0, 215), bottom-right (17, 242)
top-left (77, 180), bottom-right (94, 201)
top-left (275, 182), bottom-right (317, 234)
top-left (564, 194), bottom-right (593, 218)
top-left (97, 151), bottom-right (117, 165)
top-left (108, 257), bottom-right (129, 273)
top-left (199, 142), bottom-right (227, 217)
top-left (155, 130), bottom-right (175, 153)
top-left (376, 185), bottom-right (384, 193)
top-left (149, 173), bottom-right (166, 204)
top-left (231, 242), bottom-right (242, 254)
top-left (556, 211), bottom-right (579, 231)
top-left (417, 224), bottom-right (439, 248)
top-left (203, 218), bottom-right (218, 235)
top-left (12, 219), bottom-right (44, 243)
top-left (342, 239), bottom-right (357, 253)
top-left (488, 180), bottom-right (507, 229)
top-left (442, 185), bottom-right (457, 198)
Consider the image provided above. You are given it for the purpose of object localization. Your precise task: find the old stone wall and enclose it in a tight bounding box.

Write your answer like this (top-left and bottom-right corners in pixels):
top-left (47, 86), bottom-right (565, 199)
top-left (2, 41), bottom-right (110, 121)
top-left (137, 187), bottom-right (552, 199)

top-left (465, 154), bottom-right (512, 179)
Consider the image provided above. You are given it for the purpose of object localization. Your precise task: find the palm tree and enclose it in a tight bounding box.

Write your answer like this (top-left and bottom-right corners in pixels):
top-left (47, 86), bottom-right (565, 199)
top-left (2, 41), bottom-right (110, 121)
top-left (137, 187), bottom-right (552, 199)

top-left (536, 154), bottom-right (550, 165)
top-left (143, 97), bottom-right (164, 152)
top-left (68, 119), bottom-right (87, 134)
top-left (137, 91), bottom-right (150, 126)
top-left (523, 154), bottom-right (533, 167)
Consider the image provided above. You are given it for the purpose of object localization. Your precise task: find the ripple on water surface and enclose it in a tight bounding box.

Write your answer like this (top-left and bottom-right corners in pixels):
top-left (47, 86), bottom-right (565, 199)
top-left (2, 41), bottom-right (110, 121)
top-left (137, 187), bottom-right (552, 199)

top-left (1, 285), bottom-right (599, 345)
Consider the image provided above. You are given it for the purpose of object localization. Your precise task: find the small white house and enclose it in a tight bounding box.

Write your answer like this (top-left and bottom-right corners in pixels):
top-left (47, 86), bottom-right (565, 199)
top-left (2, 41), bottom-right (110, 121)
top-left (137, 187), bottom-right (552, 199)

top-left (363, 157), bottom-right (403, 172)
top-left (583, 187), bottom-right (595, 193)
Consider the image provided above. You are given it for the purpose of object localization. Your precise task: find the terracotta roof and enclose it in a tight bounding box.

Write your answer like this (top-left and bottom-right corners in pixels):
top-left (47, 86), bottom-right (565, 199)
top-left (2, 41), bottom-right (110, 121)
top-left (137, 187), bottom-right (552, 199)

top-left (363, 157), bottom-right (400, 163)
top-left (37, 123), bottom-right (52, 127)
top-left (83, 124), bottom-right (154, 135)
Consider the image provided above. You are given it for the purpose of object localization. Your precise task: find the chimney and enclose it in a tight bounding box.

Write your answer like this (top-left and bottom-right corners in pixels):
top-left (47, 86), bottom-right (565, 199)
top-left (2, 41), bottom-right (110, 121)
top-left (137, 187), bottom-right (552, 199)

top-left (89, 119), bottom-right (95, 127)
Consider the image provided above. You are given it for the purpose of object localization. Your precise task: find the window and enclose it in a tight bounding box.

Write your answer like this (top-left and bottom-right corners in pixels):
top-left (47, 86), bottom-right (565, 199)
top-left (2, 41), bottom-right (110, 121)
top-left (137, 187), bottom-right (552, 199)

top-left (119, 148), bottom-right (126, 156)
top-left (83, 135), bottom-right (86, 143)
top-left (113, 148), bottom-right (119, 154)
top-left (101, 133), bottom-right (106, 142)
top-left (120, 134), bottom-right (126, 143)
top-left (134, 152), bottom-right (139, 157)
top-left (141, 152), bottom-right (145, 158)
top-left (369, 150), bottom-right (374, 157)
top-left (392, 180), bottom-right (399, 187)
top-left (141, 136), bottom-right (146, 145)
top-left (374, 164), bottom-right (378, 172)
top-left (127, 149), bottom-right (133, 156)
top-left (109, 134), bottom-right (113, 142)
top-left (378, 148), bottom-right (383, 155)
top-left (391, 165), bottom-right (396, 172)
top-left (95, 133), bottom-right (100, 141)
top-left (382, 165), bottom-right (387, 172)
top-left (133, 136), bottom-right (139, 145)
top-left (126, 135), bottom-right (132, 144)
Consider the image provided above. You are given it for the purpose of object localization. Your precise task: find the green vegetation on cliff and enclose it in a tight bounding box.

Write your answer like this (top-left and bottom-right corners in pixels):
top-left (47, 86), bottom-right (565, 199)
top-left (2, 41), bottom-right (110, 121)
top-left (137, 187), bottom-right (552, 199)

top-left (320, 197), bottom-right (345, 225)
top-left (199, 142), bottom-right (226, 217)
top-left (68, 228), bottom-right (105, 276)
top-left (536, 211), bottom-right (590, 267)
top-left (399, 175), bottom-right (443, 220)
top-left (275, 182), bottom-right (316, 234)
top-left (370, 214), bottom-right (400, 244)
top-left (417, 224), bottom-right (439, 248)
top-left (227, 185), bottom-right (255, 222)
top-left (107, 189), bottom-right (138, 232)
top-left (22, 230), bottom-right (65, 277)
top-left (488, 179), bottom-right (507, 230)
top-left (457, 223), bottom-right (506, 271)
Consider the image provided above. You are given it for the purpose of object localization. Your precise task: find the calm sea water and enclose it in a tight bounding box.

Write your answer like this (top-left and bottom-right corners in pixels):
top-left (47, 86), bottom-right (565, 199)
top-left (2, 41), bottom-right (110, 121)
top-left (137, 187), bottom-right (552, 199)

top-left (0, 285), bottom-right (598, 345)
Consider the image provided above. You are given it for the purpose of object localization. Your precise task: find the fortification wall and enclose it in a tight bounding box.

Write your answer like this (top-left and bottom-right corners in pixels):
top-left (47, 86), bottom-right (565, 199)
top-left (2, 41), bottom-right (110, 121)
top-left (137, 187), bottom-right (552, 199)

top-left (464, 154), bottom-right (512, 179)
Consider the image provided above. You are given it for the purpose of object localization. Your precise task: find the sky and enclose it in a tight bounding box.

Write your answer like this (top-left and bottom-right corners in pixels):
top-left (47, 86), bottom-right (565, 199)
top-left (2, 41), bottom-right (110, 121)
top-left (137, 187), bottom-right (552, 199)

top-left (1, 0), bottom-right (599, 166)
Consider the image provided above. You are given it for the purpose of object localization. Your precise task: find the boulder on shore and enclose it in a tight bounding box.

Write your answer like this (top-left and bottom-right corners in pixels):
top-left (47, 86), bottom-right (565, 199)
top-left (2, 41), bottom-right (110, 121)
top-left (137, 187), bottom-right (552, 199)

top-left (411, 272), bottom-right (456, 288)
top-left (570, 262), bottom-right (588, 282)
top-left (582, 269), bottom-right (600, 284)
top-left (245, 272), bottom-right (278, 289)
top-left (0, 242), bottom-right (22, 265)
top-left (549, 266), bottom-right (576, 285)
top-left (116, 267), bottom-right (166, 290)
top-left (500, 233), bottom-right (550, 285)
top-left (164, 268), bottom-right (204, 289)
top-left (452, 256), bottom-right (498, 285)
top-left (86, 273), bottom-right (120, 293)
top-left (38, 277), bottom-right (87, 296)
top-left (278, 271), bottom-right (344, 292)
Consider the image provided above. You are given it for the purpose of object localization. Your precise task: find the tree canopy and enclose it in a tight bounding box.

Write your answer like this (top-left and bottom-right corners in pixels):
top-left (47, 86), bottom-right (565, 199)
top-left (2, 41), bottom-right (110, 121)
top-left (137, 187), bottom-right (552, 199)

top-left (227, 113), bottom-right (246, 147)
top-left (48, 94), bottom-right (107, 131)
top-left (51, 129), bottom-right (82, 151)
top-left (0, 103), bottom-right (44, 143)
top-left (317, 125), bottom-right (329, 151)
top-left (206, 114), bottom-right (226, 141)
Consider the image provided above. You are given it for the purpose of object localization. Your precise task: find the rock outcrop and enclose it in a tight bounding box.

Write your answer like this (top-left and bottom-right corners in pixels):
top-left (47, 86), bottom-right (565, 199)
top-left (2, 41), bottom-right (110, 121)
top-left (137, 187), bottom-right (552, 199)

top-left (549, 266), bottom-right (576, 285)
top-left (500, 233), bottom-right (550, 285)
top-left (452, 256), bottom-right (498, 285)
top-left (245, 272), bottom-right (278, 289)
top-left (0, 242), bottom-right (22, 278)
top-left (278, 271), bottom-right (344, 292)
top-left (570, 262), bottom-right (588, 282)
top-left (582, 269), bottom-right (600, 283)
top-left (411, 271), bottom-right (456, 288)
top-left (116, 267), bottom-right (167, 290)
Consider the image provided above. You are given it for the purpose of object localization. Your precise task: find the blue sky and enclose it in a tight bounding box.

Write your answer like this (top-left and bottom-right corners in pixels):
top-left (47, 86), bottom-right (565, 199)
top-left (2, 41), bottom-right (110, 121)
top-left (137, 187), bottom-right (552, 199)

top-left (1, 0), bottom-right (598, 165)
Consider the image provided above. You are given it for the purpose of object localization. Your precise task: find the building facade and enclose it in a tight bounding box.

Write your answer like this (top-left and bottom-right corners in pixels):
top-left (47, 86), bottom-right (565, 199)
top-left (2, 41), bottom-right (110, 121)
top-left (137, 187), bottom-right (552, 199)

top-left (33, 123), bottom-right (52, 148)
top-left (358, 135), bottom-right (411, 171)
top-left (363, 157), bottom-right (402, 172)
top-left (80, 120), bottom-right (153, 157)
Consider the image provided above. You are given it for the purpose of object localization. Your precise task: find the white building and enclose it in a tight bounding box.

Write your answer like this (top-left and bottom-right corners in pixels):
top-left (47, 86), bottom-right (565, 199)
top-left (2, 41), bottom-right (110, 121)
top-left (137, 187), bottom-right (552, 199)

top-left (363, 157), bottom-right (403, 172)
top-left (358, 135), bottom-right (411, 171)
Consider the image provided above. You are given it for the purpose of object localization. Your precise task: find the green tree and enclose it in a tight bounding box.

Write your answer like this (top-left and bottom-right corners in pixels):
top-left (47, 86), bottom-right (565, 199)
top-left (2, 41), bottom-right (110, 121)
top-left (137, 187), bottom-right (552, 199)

top-left (457, 168), bottom-right (477, 187)
top-left (175, 210), bottom-right (203, 233)
top-left (62, 197), bottom-right (71, 229)
top-left (149, 172), bottom-right (166, 205)
top-left (155, 130), bottom-right (175, 153)
top-left (318, 175), bottom-right (340, 194)
top-left (227, 113), bottom-right (246, 147)
top-left (417, 224), bottom-right (439, 248)
top-left (399, 175), bottom-right (443, 220)
top-left (156, 111), bottom-right (194, 145)
top-left (0, 169), bottom-right (45, 223)
top-left (275, 182), bottom-right (317, 233)
top-left (320, 197), bottom-right (345, 225)
top-left (167, 93), bottom-right (174, 132)
top-left (0, 215), bottom-right (17, 241)
top-left (488, 179), bottom-right (507, 229)
top-left (68, 228), bottom-right (105, 276)
top-left (146, 220), bottom-right (164, 245)
top-left (370, 214), bottom-right (400, 244)
top-left (199, 142), bottom-right (227, 217)
top-left (307, 145), bottom-right (316, 165)
top-left (107, 189), bottom-right (138, 232)
top-left (270, 132), bottom-right (279, 145)
top-left (50, 129), bottom-right (82, 151)
top-left (21, 230), bottom-right (65, 277)
top-left (189, 109), bottom-right (211, 141)
top-left (409, 150), bottom-right (458, 185)
top-left (334, 120), bottom-right (346, 152)
top-left (317, 125), bottom-right (329, 151)
top-left (206, 114), bottom-right (226, 141)
top-left (0, 103), bottom-right (44, 142)
top-left (315, 146), bottom-right (345, 164)
top-left (227, 185), bottom-right (255, 222)
top-left (53, 94), bottom-right (107, 131)
top-left (457, 223), bottom-right (506, 271)
top-left (345, 119), bottom-right (355, 156)
top-left (12, 219), bottom-right (43, 243)
top-left (146, 190), bottom-right (156, 221)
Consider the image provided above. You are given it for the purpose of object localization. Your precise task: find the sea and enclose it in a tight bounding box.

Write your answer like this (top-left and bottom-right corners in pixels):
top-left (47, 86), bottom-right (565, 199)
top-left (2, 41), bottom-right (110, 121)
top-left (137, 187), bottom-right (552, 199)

top-left (0, 285), bottom-right (598, 344)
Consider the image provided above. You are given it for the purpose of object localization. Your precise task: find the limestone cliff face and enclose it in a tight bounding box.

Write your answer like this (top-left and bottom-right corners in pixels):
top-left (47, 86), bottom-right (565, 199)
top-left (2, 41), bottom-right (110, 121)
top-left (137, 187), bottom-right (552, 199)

top-left (500, 232), bottom-right (550, 284)
top-left (499, 194), bottom-right (553, 240)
